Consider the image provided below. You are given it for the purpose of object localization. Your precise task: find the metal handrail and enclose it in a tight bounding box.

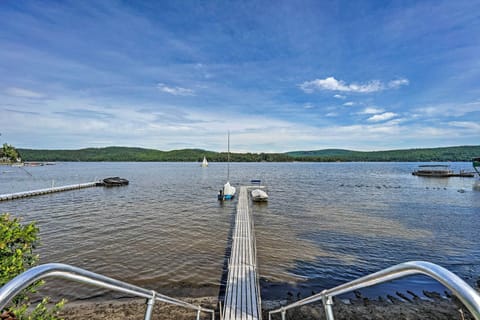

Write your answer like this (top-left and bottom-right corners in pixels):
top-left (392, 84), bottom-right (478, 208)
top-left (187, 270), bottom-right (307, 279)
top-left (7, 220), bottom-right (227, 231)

top-left (0, 263), bottom-right (215, 320)
top-left (268, 261), bottom-right (480, 320)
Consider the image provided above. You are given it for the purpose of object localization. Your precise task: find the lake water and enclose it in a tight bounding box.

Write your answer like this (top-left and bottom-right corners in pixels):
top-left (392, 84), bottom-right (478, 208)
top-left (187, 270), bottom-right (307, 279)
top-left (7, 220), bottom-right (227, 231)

top-left (1, 162), bottom-right (479, 301)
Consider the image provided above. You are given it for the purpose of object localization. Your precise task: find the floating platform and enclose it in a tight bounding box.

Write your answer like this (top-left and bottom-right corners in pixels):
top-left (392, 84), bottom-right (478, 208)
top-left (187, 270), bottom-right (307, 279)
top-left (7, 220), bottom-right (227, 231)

top-left (223, 186), bottom-right (261, 320)
top-left (412, 165), bottom-right (475, 177)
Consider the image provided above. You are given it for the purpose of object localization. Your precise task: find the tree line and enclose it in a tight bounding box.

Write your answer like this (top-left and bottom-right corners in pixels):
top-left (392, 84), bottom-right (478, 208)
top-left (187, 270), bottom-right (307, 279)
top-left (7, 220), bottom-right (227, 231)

top-left (16, 145), bottom-right (480, 162)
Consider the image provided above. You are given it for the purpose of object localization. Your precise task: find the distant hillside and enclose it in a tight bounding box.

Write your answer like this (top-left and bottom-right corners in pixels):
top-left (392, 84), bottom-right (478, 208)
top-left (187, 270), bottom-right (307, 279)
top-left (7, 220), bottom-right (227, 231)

top-left (17, 145), bottom-right (480, 162)
top-left (17, 147), bottom-right (291, 162)
top-left (287, 149), bottom-right (354, 157)
top-left (286, 145), bottom-right (480, 162)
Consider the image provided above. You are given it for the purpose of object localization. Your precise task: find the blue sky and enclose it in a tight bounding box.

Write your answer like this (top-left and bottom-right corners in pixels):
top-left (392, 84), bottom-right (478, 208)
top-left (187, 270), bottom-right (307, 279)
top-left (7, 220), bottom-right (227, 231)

top-left (1, 1), bottom-right (479, 152)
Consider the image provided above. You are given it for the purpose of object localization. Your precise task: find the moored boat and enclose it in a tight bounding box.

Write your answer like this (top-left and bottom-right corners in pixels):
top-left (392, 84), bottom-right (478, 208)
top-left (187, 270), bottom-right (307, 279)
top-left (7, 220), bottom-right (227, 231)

top-left (219, 181), bottom-right (236, 200)
top-left (218, 132), bottom-right (236, 201)
top-left (251, 189), bottom-right (268, 202)
top-left (102, 177), bottom-right (129, 186)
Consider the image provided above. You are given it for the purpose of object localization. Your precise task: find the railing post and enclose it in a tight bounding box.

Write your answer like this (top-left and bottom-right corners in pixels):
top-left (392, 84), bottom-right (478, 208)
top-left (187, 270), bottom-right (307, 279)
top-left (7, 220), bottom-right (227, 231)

top-left (322, 295), bottom-right (335, 320)
top-left (281, 307), bottom-right (286, 320)
top-left (144, 290), bottom-right (156, 320)
top-left (196, 309), bottom-right (201, 320)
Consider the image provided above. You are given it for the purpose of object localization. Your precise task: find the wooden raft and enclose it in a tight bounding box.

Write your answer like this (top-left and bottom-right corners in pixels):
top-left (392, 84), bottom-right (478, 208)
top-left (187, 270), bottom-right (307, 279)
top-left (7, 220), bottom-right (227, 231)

top-left (223, 186), bottom-right (261, 320)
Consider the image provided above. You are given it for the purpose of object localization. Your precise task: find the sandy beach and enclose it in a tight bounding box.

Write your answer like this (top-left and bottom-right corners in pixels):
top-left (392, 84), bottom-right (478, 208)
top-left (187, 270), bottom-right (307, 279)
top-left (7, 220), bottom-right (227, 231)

top-left (57, 291), bottom-right (476, 320)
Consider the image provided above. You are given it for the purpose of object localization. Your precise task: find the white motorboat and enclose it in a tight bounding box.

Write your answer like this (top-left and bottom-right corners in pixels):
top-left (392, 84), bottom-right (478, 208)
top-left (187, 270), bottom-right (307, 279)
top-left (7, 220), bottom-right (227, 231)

top-left (251, 189), bottom-right (268, 202)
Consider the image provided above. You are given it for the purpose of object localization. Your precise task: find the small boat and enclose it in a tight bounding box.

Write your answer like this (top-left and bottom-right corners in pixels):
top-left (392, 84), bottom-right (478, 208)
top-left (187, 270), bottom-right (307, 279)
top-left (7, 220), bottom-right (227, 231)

top-left (251, 189), bottom-right (268, 202)
top-left (219, 181), bottom-right (236, 200)
top-left (102, 177), bottom-right (129, 186)
top-left (24, 162), bottom-right (44, 167)
top-left (201, 156), bottom-right (208, 167)
top-left (218, 132), bottom-right (236, 201)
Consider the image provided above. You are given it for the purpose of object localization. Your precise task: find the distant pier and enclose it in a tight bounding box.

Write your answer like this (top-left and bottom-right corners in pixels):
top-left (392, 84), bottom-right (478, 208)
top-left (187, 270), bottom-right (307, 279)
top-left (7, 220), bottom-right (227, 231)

top-left (0, 181), bottom-right (101, 202)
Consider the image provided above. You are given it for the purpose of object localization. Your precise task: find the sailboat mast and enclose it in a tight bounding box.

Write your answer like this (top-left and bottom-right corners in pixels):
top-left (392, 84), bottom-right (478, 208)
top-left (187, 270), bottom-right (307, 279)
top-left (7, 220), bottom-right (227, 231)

top-left (227, 131), bottom-right (230, 181)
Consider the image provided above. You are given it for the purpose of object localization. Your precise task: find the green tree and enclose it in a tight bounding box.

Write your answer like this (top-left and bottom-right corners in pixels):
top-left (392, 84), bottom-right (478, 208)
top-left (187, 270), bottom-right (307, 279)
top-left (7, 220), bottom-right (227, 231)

top-left (0, 213), bottom-right (65, 320)
top-left (1, 144), bottom-right (20, 162)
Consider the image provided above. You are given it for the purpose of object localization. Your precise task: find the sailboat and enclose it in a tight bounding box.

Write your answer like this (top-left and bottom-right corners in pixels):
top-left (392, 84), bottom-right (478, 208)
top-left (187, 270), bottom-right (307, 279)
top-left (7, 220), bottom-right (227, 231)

top-left (474, 157), bottom-right (480, 190)
top-left (218, 132), bottom-right (236, 200)
top-left (201, 156), bottom-right (208, 167)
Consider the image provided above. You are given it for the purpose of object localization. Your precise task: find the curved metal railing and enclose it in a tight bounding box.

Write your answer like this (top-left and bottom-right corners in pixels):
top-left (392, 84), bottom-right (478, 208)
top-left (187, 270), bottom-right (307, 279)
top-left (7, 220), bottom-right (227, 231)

top-left (268, 261), bottom-right (480, 320)
top-left (0, 263), bottom-right (215, 320)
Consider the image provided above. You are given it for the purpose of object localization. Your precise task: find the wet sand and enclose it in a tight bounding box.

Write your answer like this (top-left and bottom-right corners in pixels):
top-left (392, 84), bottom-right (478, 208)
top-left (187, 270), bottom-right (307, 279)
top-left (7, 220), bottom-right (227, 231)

top-left (58, 292), bottom-right (476, 320)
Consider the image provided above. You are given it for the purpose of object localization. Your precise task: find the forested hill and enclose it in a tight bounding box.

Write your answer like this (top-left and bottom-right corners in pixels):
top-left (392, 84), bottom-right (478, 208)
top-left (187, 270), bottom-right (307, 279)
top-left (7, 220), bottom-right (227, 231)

top-left (286, 145), bottom-right (480, 162)
top-left (17, 145), bottom-right (480, 162)
top-left (17, 147), bottom-right (291, 162)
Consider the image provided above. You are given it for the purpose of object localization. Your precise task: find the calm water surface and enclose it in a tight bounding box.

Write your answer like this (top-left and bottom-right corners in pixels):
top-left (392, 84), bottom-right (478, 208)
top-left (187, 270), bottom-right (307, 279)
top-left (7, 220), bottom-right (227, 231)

top-left (1, 162), bottom-right (479, 301)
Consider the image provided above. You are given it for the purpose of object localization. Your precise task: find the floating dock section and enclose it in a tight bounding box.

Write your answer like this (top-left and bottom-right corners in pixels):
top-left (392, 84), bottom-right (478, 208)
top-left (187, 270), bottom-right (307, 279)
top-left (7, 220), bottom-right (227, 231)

top-left (0, 181), bottom-right (100, 202)
top-left (223, 186), bottom-right (261, 320)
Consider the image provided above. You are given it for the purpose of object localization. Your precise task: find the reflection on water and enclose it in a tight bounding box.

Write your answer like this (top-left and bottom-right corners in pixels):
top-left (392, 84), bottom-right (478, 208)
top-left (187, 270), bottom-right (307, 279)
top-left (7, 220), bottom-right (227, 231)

top-left (0, 162), bottom-right (479, 301)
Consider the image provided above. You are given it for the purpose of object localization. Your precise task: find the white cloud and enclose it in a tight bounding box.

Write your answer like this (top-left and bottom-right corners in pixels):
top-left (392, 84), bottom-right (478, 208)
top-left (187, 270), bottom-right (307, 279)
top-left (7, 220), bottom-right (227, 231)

top-left (304, 103), bottom-right (314, 109)
top-left (5, 87), bottom-right (45, 99)
top-left (388, 78), bottom-right (409, 88)
top-left (157, 83), bottom-right (195, 96)
top-left (325, 112), bottom-right (338, 117)
top-left (299, 76), bottom-right (409, 94)
top-left (367, 112), bottom-right (398, 122)
top-left (449, 121), bottom-right (480, 131)
top-left (343, 101), bottom-right (355, 106)
top-left (333, 94), bottom-right (346, 99)
top-left (415, 101), bottom-right (480, 117)
top-left (300, 77), bottom-right (382, 93)
top-left (359, 107), bottom-right (385, 114)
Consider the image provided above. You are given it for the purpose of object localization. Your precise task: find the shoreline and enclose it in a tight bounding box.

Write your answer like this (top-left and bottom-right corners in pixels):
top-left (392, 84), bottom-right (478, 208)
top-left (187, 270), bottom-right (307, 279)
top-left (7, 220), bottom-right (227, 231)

top-left (57, 292), bottom-right (476, 320)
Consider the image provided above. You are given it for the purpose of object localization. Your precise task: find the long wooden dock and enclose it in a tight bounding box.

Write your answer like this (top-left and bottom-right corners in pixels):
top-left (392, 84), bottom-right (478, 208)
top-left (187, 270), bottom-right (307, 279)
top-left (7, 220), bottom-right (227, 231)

top-left (223, 186), bottom-right (261, 320)
top-left (0, 181), bottom-right (100, 201)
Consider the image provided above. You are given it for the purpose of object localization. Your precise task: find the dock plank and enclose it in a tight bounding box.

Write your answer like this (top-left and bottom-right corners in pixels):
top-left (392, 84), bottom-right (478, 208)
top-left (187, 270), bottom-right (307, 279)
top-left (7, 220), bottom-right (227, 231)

top-left (224, 187), bottom-right (261, 320)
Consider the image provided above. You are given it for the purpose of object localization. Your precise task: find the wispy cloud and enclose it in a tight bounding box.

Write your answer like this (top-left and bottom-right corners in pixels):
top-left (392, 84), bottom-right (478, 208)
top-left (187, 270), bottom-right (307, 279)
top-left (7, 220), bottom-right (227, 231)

top-left (415, 101), bottom-right (480, 117)
top-left (333, 94), bottom-right (346, 99)
top-left (157, 83), bottom-right (195, 96)
top-left (343, 101), bottom-right (355, 106)
top-left (5, 87), bottom-right (45, 99)
top-left (299, 77), bottom-right (409, 93)
top-left (359, 107), bottom-right (385, 114)
top-left (388, 78), bottom-right (409, 88)
top-left (448, 121), bottom-right (480, 132)
top-left (367, 112), bottom-right (398, 122)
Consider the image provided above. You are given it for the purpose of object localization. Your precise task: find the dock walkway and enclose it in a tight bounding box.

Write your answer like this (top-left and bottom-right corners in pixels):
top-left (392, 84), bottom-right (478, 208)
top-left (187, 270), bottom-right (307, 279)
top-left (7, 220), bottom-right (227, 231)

top-left (223, 186), bottom-right (261, 320)
top-left (0, 181), bottom-right (99, 201)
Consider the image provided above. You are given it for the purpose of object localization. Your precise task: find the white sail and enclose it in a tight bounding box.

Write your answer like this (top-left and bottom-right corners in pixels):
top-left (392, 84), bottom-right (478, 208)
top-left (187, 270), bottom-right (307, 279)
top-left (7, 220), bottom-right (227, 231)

top-left (201, 156), bottom-right (208, 167)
